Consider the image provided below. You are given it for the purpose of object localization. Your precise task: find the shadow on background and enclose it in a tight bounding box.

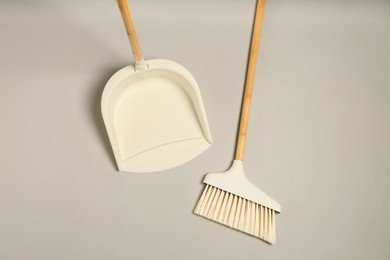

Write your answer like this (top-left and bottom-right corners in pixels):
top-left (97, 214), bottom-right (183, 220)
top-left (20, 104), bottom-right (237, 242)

top-left (89, 68), bottom-right (123, 171)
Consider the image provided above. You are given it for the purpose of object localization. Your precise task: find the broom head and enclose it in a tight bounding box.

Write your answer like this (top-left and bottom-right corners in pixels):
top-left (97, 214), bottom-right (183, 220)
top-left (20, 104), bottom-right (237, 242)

top-left (194, 160), bottom-right (281, 244)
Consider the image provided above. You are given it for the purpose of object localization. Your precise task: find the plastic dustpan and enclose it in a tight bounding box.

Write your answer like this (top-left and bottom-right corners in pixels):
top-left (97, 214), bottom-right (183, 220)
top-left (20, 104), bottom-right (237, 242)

top-left (101, 0), bottom-right (212, 173)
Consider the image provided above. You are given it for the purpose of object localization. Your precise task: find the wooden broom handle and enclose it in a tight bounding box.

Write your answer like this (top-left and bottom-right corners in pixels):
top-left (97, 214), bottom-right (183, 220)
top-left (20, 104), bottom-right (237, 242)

top-left (235, 0), bottom-right (266, 160)
top-left (117, 0), bottom-right (143, 62)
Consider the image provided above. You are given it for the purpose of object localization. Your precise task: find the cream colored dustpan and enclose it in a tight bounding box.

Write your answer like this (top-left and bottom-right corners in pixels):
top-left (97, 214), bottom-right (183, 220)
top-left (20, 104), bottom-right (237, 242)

top-left (101, 0), bottom-right (212, 173)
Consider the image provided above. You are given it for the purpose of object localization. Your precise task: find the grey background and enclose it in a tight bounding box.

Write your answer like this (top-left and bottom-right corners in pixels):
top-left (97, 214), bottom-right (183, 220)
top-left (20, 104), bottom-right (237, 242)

top-left (1, 0), bottom-right (390, 259)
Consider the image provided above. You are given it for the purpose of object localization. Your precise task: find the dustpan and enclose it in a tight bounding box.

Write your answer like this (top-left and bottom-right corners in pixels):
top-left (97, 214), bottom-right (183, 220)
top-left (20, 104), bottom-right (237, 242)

top-left (101, 0), bottom-right (212, 173)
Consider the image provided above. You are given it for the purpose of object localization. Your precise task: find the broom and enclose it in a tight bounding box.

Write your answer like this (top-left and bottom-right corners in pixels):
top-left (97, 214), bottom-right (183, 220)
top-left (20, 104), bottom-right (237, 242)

top-left (194, 0), bottom-right (281, 244)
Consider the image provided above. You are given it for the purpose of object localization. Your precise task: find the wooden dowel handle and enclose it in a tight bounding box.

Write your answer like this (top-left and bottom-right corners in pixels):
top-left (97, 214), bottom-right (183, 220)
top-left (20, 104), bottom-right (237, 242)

top-left (117, 0), bottom-right (143, 62)
top-left (235, 0), bottom-right (266, 161)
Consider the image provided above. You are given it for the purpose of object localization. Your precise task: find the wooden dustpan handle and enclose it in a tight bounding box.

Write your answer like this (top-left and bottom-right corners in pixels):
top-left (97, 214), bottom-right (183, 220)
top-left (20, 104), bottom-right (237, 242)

top-left (235, 0), bottom-right (266, 161)
top-left (117, 0), bottom-right (143, 62)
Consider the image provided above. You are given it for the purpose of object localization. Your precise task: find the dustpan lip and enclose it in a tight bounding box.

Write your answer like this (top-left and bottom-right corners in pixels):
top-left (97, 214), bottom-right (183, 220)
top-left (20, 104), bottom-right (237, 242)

top-left (121, 137), bottom-right (209, 162)
top-left (118, 137), bottom-right (211, 173)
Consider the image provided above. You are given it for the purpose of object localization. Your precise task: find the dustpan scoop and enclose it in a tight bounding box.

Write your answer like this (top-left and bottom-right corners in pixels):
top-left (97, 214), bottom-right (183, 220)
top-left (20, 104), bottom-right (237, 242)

top-left (101, 0), bottom-right (212, 172)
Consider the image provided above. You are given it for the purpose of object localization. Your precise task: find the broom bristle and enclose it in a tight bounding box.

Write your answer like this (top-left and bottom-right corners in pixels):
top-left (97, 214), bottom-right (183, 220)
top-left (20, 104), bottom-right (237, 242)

top-left (194, 184), bottom-right (276, 244)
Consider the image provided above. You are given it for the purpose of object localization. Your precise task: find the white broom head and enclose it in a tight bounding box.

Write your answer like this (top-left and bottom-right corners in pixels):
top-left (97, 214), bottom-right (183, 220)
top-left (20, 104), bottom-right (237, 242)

top-left (194, 160), bottom-right (281, 244)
